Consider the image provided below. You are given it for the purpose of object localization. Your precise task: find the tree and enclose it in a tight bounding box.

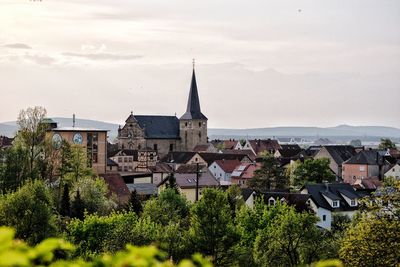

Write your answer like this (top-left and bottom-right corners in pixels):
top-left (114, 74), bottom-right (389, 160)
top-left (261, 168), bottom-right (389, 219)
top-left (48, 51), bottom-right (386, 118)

top-left (349, 139), bottom-right (362, 147)
top-left (291, 158), bottom-right (335, 188)
top-left (128, 189), bottom-right (143, 215)
top-left (339, 178), bottom-right (400, 266)
top-left (143, 188), bottom-right (190, 226)
top-left (70, 189), bottom-right (84, 220)
top-left (379, 138), bottom-right (396, 150)
top-left (166, 172), bottom-right (179, 193)
top-left (226, 185), bottom-right (245, 218)
top-left (253, 204), bottom-right (320, 267)
top-left (248, 152), bottom-right (288, 191)
top-left (0, 145), bottom-right (29, 192)
top-left (16, 106), bottom-right (47, 179)
top-left (60, 183), bottom-right (71, 217)
top-left (189, 188), bottom-right (239, 266)
top-left (70, 176), bottom-right (116, 216)
top-left (0, 179), bottom-right (58, 244)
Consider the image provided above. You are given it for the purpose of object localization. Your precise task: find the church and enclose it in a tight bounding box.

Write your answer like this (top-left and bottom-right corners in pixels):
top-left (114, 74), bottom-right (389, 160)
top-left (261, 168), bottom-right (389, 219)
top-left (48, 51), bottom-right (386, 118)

top-left (117, 67), bottom-right (208, 157)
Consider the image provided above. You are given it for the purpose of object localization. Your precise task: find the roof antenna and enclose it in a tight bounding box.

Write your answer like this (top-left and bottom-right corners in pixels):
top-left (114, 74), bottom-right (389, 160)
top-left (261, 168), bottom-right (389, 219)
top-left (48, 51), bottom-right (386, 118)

top-left (73, 114), bottom-right (76, 128)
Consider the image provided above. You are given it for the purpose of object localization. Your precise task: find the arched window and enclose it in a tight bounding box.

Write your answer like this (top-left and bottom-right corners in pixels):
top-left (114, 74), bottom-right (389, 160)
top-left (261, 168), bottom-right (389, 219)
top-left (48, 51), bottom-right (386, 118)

top-left (268, 197), bottom-right (276, 206)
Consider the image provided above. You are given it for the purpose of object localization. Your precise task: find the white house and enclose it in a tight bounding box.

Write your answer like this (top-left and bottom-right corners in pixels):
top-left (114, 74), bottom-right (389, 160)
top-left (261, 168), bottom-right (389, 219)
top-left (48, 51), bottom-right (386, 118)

top-left (384, 161), bottom-right (400, 179)
top-left (301, 183), bottom-right (361, 229)
top-left (209, 159), bottom-right (241, 185)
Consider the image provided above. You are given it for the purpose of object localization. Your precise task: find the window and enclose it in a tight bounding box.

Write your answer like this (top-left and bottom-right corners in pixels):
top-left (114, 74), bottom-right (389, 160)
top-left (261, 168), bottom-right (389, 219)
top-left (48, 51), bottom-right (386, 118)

top-left (268, 198), bottom-right (276, 206)
top-left (359, 166), bottom-right (366, 172)
top-left (350, 200), bottom-right (356, 206)
top-left (153, 144), bottom-right (158, 151)
top-left (124, 166), bottom-right (128, 172)
top-left (332, 200), bottom-right (339, 208)
top-left (185, 122), bottom-right (188, 127)
top-left (124, 157), bottom-right (128, 162)
top-left (199, 122), bottom-right (202, 127)
top-left (322, 215), bottom-right (326, 221)
top-left (128, 157), bottom-right (133, 162)
top-left (169, 144), bottom-right (173, 152)
top-left (118, 157), bottom-right (122, 163)
top-left (214, 165), bottom-right (216, 168)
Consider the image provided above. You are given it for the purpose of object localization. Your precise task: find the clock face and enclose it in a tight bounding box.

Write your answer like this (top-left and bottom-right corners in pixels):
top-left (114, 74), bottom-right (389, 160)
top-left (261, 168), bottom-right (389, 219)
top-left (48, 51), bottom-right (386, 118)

top-left (52, 133), bottom-right (62, 149)
top-left (73, 133), bottom-right (83, 145)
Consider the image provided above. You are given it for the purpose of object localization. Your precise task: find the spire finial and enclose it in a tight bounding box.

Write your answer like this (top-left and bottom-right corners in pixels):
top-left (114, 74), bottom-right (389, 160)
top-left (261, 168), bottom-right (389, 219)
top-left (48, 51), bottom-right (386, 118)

top-left (131, 110), bottom-right (133, 115)
top-left (192, 58), bottom-right (195, 69)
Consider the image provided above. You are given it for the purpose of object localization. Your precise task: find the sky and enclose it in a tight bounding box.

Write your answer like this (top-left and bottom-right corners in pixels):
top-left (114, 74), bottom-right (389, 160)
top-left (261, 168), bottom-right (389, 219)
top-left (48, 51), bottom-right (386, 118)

top-left (0, 0), bottom-right (399, 129)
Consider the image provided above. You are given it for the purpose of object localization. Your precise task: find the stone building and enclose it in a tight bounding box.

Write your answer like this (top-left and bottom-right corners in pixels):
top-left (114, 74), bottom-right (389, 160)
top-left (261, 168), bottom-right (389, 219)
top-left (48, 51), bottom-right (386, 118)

top-left (117, 68), bottom-right (208, 156)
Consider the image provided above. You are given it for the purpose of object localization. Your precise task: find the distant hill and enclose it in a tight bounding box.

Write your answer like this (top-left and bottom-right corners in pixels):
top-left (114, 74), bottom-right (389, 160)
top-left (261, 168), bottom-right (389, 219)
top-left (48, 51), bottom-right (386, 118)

top-left (1, 118), bottom-right (400, 142)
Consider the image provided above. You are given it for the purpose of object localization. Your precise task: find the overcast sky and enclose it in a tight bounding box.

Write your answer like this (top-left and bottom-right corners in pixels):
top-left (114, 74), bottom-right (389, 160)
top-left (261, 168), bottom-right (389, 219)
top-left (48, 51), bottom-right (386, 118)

top-left (0, 0), bottom-right (399, 128)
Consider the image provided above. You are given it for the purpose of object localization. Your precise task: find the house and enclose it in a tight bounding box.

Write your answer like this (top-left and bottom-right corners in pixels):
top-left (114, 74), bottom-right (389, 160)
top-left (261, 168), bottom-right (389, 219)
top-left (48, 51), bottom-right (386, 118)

top-left (161, 151), bottom-right (207, 169)
top-left (158, 169), bottom-right (219, 202)
top-left (193, 143), bottom-right (218, 153)
top-left (384, 161), bottom-right (400, 179)
top-left (149, 162), bottom-right (174, 185)
top-left (240, 139), bottom-right (281, 156)
top-left (198, 152), bottom-right (252, 166)
top-left (313, 145), bottom-right (356, 178)
top-left (221, 149), bottom-right (257, 162)
top-left (256, 192), bottom-right (311, 212)
top-left (231, 162), bottom-right (262, 187)
top-left (109, 149), bottom-right (157, 173)
top-left (100, 173), bottom-right (131, 205)
top-left (301, 183), bottom-right (362, 229)
top-left (241, 188), bottom-right (256, 208)
top-left (342, 150), bottom-right (389, 184)
top-left (0, 136), bottom-right (13, 149)
top-left (274, 144), bottom-right (302, 159)
top-left (209, 159), bottom-right (241, 185)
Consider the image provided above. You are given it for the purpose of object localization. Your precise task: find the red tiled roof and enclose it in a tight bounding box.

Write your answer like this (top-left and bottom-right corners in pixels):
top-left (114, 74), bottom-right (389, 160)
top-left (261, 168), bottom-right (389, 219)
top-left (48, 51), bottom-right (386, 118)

top-left (213, 159), bottom-right (241, 173)
top-left (100, 173), bottom-right (131, 204)
top-left (231, 162), bottom-right (262, 179)
top-left (248, 139), bottom-right (281, 155)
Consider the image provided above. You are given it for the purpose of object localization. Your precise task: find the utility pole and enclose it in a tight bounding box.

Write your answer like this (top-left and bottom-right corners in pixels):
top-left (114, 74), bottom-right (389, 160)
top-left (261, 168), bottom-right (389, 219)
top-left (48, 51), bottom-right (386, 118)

top-left (195, 162), bottom-right (200, 201)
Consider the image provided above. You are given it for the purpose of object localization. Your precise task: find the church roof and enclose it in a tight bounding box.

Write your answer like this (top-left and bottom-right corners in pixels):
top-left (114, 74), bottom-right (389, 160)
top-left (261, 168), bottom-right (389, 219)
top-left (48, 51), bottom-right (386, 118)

top-left (180, 69), bottom-right (207, 120)
top-left (134, 115), bottom-right (180, 139)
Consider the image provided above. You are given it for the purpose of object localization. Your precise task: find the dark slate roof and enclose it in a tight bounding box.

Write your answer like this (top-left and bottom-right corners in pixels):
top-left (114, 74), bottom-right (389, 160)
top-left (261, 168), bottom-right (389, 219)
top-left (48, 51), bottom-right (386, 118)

top-left (277, 144), bottom-right (303, 158)
top-left (323, 145), bottom-right (356, 165)
top-left (198, 152), bottom-right (251, 166)
top-left (180, 70), bottom-right (207, 120)
top-left (257, 192), bottom-right (311, 212)
top-left (344, 150), bottom-right (385, 165)
top-left (297, 146), bottom-right (321, 158)
top-left (174, 172), bottom-right (219, 189)
top-left (134, 115), bottom-right (180, 139)
top-left (241, 188), bottom-right (255, 201)
top-left (149, 162), bottom-right (174, 173)
top-left (161, 151), bottom-right (198, 164)
top-left (249, 139), bottom-right (281, 155)
top-left (304, 183), bottom-right (361, 211)
top-left (107, 158), bottom-right (118, 166)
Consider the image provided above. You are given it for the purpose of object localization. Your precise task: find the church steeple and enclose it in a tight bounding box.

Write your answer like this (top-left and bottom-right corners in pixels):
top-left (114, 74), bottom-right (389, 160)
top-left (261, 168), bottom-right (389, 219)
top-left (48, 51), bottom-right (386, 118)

top-left (180, 64), bottom-right (207, 120)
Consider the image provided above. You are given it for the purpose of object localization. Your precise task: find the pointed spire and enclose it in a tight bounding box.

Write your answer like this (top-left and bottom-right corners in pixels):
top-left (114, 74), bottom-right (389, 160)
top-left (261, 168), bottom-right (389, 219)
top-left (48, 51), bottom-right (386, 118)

top-left (180, 64), bottom-right (207, 120)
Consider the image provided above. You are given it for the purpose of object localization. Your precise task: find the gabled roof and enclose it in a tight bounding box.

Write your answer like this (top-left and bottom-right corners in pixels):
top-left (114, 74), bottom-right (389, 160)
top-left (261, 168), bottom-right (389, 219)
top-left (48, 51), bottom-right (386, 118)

top-left (193, 143), bottom-right (217, 153)
top-left (134, 115), bottom-right (180, 139)
top-left (161, 151), bottom-right (199, 164)
top-left (212, 159), bottom-right (241, 173)
top-left (221, 149), bottom-right (256, 161)
top-left (258, 192), bottom-right (311, 212)
top-left (100, 173), bottom-right (131, 204)
top-left (304, 183), bottom-right (361, 211)
top-left (277, 144), bottom-right (303, 158)
top-left (198, 152), bottom-right (251, 166)
top-left (231, 162), bottom-right (262, 179)
top-left (180, 69), bottom-right (207, 120)
top-left (109, 149), bottom-right (139, 161)
top-left (149, 162), bottom-right (174, 173)
top-left (107, 158), bottom-right (118, 167)
top-left (241, 188), bottom-right (255, 201)
top-left (344, 150), bottom-right (385, 165)
top-left (322, 145), bottom-right (356, 165)
top-left (248, 139), bottom-right (281, 155)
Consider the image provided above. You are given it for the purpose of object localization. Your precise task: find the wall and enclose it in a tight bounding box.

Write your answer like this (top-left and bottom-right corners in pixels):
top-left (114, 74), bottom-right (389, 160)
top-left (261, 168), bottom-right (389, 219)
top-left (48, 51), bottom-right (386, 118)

top-left (314, 147), bottom-right (339, 176)
top-left (342, 164), bottom-right (368, 184)
top-left (180, 119), bottom-right (207, 151)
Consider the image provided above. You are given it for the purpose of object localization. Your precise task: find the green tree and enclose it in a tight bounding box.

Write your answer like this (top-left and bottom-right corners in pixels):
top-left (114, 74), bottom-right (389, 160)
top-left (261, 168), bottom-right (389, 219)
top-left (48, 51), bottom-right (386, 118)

top-left (378, 138), bottom-right (396, 150)
top-left (71, 189), bottom-right (84, 220)
top-left (248, 152), bottom-right (288, 191)
top-left (166, 172), bottom-right (179, 193)
top-left (226, 184), bottom-right (245, 218)
top-left (0, 179), bottom-right (58, 244)
top-left (60, 183), bottom-right (71, 217)
top-left (143, 188), bottom-right (190, 226)
top-left (127, 189), bottom-right (143, 215)
top-left (15, 106), bottom-right (47, 179)
top-left (70, 176), bottom-right (116, 216)
top-left (253, 204), bottom-right (320, 267)
top-left (291, 158), bottom-right (335, 188)
top-left (339, 178), bottom-right (400, 266)
top-left (0, 145), bottom-right (29, 192)
top-left (189, 188), bottom-right (239, 266)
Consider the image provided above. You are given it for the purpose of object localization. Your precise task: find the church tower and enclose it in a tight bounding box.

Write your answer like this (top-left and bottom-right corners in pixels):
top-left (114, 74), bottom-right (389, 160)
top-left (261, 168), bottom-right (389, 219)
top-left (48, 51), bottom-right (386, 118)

top-left (180, 65), bottom-right (208, 151)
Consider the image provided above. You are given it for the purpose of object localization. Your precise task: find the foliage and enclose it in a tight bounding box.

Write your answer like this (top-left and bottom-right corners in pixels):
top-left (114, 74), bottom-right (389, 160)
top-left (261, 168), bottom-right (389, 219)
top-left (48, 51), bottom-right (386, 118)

top-left (70, 189), bottom-right (84, 220)
top-left (189, 188), bottom-right (239, 266)
top-left (0, 180), bottom-right (58, 245)
top-left (70, 176), bottom-right (116, 216)
top-left (143, 188), bottom-right (190, 226)
top-left (0, 146), bottom-right (29, 192)
top-left (226, 185), bottom-right (245, 218)
top-left (291, 158), bottom-right (335, 188)
top-left (253, 204), bottom-right (321, 267)
top-left (339, 178), bottom-right (400, 266)
top-left (248, 152), bottom-right (288, 191)
top-left (127, 189), bottom-right (143, 215)
top-left (378, 138), bottom-right (396, 150)
top-left (16, 106), bottom-right (47, 179)
top-left (60, 183), bottom-right (71, 217)
top-left (0, 226), bottom-right (213, 267)
top-left (165, 173), bottom-right (179, 193)
top-left (64, 145), bottom-right (94, 183)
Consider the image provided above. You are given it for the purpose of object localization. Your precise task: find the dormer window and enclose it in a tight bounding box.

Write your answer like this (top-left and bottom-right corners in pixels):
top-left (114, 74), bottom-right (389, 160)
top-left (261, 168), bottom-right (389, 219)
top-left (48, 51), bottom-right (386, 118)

top-left (268, 197), bottom-right (276, 206)
top-left (350, 199), bottom-right (357, 206)
top-left (332, 200), bottom-right (340, 208)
